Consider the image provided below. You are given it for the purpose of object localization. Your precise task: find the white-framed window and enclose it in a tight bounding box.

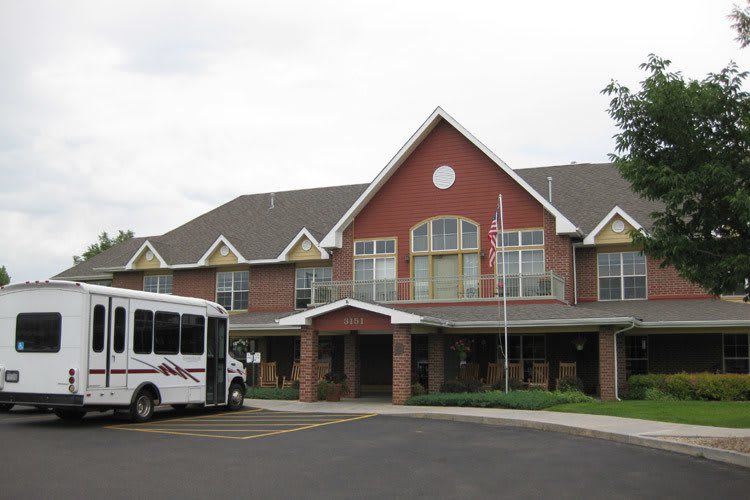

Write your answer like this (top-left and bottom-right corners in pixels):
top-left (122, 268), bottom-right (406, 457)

top-left (295, 267), bottom-right (332, 309)
top-left (498, 249), bottom-right (545, 297)
top-left (625, 335), bottom-right (648, 377)
top-left (723, 333), bottom-right (749, 374)
top-left (502, 229), bottom-right (544, 247)
top-left (144, 274), bottom-right (173, 294)
top-left (598, 251), bottom-right (646, 300)
top-left (354, 257), bottom-right (396, 301)
top-left (354, 239), bottom-right (395, 256)
top-left (411, 218), bottom-right (479, 253)
top-left (216, 270), bottom-right (249, 311)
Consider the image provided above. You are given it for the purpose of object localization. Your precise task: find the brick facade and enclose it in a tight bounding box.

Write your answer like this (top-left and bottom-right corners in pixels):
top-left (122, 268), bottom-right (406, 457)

top-left (344, 332), bottom-right (360, 398)
top-left (427, 333), bottom-right (445, 394)
top-left (172, 268), bottom-right (217, 301)
top-left (598, 326), bottom-right (626, 400)
top-left (112, 271), bottom-right (144, 290)
top-left (647, 258), bottom-right (708, 298)
top-left (332, 224), bottom-right (353, 282)
top-left (249, 264), bottom-right (295, 311)
top-left (392, 325), bottom-right (412, 405)
top-left (575, 247), bottom-right (597, 302)
top-left (299, 326), bottom-right (319, 402)
top-left (543, 210), bottom-right (573, 303)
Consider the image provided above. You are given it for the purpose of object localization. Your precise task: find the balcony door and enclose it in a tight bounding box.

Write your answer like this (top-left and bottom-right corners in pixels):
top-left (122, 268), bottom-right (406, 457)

top-left (433, 254), bottom-right (459, 299)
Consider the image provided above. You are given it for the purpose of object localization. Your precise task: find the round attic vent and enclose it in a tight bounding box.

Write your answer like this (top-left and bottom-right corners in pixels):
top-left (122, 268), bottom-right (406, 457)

top-left (301, 240), bottom-right (312, 251)
top-left (432, 165), bottom-right (456, 190)
top-left (612, 220), bottom-right (626, 233)
top-left (145, 251), bottom-right (154, 261)
top-left (220, 245), bottom-right (230, 256)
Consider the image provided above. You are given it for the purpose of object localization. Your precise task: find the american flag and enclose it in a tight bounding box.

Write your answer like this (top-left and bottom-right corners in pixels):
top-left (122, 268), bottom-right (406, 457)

top-left (488, 210), bottom-right (498, 268)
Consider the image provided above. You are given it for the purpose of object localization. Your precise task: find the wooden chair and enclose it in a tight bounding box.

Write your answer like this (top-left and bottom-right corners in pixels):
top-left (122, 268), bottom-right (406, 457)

top-left (497, 362), bottom-right (523, 387)
top-left (259, 362), bottom-right (279, 388)
top-left (556, 362), bottom-right (577, 389)
top-left (458, 362), bottom-right (480, 381)
top-left (485, 363), bottom-right (499, 387)
top-left (317, 361), bottom-right (331, 381)
top-left (527, 362), bottom-right (549, 390)
top-left (281, 362), bottom-right (300, 388)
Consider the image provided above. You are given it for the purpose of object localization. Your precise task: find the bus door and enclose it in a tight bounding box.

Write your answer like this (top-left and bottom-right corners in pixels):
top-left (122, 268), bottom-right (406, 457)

top-left (108, 298), bottom-right (129, 388)
top-left (206, 317), bottom-right (227, 405)
top-left (88, 296), bottom-right (109, 388)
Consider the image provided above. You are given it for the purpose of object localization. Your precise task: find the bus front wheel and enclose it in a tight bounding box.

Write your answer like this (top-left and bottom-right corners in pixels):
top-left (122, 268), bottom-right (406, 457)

top-left (226, 382), bottom-right (244, 411)
top-left (130, 390), bottom-right (155, 423)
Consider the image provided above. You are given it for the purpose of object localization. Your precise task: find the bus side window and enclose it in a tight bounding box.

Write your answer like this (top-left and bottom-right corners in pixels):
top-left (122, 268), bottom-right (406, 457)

top-left (154, 311), bottom-right (180, 355)
top-left (133, 310), bottom-right (153, 354)
top-left (113, 307), bottom-right (126, 353)
top-left (180, 314), bottom-right (205, 355)
top-left (92, 305), bottom-right (105, 352)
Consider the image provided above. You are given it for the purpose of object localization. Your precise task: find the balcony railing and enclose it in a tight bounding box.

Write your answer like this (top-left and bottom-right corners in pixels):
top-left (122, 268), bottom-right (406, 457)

top-left (310, 272), bottom-right (565, 305)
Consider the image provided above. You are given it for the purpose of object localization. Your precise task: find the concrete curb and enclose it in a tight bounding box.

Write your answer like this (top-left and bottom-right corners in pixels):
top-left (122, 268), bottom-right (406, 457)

top-left (397, 412), bottom-right (750, 469)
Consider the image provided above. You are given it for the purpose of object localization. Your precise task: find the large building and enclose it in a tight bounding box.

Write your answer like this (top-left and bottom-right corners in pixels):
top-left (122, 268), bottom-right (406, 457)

top-left (55, 108), bottom-right (750, 404)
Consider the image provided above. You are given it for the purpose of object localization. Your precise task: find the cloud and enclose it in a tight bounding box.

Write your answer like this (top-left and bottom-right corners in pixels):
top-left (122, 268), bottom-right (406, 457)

top-left (0, 0), bottom-right (744, 282)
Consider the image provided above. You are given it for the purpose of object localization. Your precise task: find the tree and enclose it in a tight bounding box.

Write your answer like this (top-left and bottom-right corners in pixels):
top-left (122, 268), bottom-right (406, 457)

top-left (0, 265), bottom-right (9, 286)
top-left (730, 1), bottom-right (750, 48)
top-left (73, 230), bottom-right (135, 264)
top-left (602, 54), bottom-right (750, 299)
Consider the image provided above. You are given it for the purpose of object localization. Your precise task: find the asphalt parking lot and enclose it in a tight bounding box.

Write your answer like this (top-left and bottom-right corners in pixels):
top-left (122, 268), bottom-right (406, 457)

top-left (1, 406), bottom-right (748, 499)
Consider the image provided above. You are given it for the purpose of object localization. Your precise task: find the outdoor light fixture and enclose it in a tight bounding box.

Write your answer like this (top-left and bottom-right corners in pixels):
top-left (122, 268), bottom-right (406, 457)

top-left (572, 336), bottom-right (587, 351)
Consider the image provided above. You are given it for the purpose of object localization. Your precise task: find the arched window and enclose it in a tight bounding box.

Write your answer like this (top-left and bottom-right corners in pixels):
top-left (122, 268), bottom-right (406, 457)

top-left (410, 217), bottom-right (480, 300)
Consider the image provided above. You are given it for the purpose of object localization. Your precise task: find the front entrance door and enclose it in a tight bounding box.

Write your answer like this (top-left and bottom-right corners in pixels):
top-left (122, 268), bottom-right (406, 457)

top-left (359, 335), bottom-right (392, 395)
top-left (87, 296), bottom-right (109, 388)
top-left (206, 317), bottom-right (227, 405)
top-left (433, 254), bottom-right (459, 299)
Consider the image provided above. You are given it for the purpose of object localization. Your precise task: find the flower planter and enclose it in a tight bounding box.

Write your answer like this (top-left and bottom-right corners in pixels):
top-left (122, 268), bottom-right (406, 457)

top-left (325, 383), bottom-right (343, 402)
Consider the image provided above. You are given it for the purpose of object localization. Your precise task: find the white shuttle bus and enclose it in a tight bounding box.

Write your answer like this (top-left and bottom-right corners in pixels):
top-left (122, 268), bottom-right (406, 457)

top-left (0, 281), bottom-right (246, 422)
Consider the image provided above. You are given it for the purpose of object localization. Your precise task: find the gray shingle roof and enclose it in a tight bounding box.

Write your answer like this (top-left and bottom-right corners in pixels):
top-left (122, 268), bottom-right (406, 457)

top-left (579, 299), bottom-right (750, 323)
top-left (396, 303), bottom-right (629, 324)
top-left (54, 184), bottom-right (368, 278)
top-left (516, 163), bottom-right (663, 235)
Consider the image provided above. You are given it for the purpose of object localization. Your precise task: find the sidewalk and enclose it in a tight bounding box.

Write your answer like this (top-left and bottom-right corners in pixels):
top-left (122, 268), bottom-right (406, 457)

top-left (245, 398), bottom-right (750, 468)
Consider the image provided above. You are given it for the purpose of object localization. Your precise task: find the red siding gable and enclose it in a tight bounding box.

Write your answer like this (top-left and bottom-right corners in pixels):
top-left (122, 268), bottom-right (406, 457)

top-left (353, 119), bottom-right (544, 276)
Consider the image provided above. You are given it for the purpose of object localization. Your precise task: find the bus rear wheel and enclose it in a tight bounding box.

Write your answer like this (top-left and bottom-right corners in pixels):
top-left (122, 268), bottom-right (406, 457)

top-left (130, 390), bottom-right (155, 423)
top-left (226, 382), bottom-right (244, 411)
top-left (0, 403), bottom-right (14, 412)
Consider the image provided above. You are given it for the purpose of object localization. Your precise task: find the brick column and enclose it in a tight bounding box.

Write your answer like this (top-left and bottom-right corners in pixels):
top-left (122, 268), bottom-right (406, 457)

top-left (299, 325), bottom-right (319, 402)
top-left (598, 326), bottom-right (626, 400)
top-left (427, 333), bottom-right (445, 394)
top-left (392, 325), bottom-right (412, 405)
top-left (344, 332), bottom-right (360, 398)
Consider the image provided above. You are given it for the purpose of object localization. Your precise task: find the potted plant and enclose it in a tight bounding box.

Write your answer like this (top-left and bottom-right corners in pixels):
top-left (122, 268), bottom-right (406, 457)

top-left (318, 372), bottom-right (349, 402)
top-left (449, 338), bottom-right (472, 363)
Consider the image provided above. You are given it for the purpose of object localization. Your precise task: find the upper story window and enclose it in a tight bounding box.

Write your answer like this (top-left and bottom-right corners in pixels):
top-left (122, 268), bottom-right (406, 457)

top-left (501, 229), bottom-right (544, 247)
top-left (354, 238), bottom-right (397, 301)
top-left (144, 274), bottom-right (173, 294)
top-left (412, 218), bottom-right (478, 253)
top-left (598, 251), bottom-right (646, 301)
top-left (296, 267), bottom-right (332, 309)
top-left (217, 270), bottom-right (249, 310)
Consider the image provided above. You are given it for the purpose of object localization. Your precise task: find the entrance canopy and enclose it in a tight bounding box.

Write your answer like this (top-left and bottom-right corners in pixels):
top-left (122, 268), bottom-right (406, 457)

top-left (277, 298), bottom-right (436, 330)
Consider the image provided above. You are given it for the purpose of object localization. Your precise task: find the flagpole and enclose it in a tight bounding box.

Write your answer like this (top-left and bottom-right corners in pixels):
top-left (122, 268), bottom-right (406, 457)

top-left (497, 194), bottom-right (509, 393)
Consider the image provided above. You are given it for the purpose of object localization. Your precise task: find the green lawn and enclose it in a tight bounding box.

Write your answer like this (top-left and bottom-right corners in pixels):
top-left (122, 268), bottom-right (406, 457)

top-left (547, 400), bottom-right (750, 428)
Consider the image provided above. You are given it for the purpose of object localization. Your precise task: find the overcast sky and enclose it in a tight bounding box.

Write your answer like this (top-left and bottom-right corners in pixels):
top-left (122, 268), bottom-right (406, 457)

top-left (0, 0), bottom-right (746, 282)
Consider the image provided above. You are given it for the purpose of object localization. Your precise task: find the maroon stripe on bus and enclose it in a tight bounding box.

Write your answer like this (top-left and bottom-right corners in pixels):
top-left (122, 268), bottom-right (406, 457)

top-left (89, 369), bottom-right (105, 374)
top-left (128, 369), bottom-right (159, 374)
top-left (110, 369), bottom-right (127, 374)
top-left (186, 369), bottom-right (205, 373)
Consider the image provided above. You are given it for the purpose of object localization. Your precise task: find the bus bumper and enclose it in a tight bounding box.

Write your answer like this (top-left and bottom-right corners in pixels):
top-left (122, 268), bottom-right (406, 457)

top-left (0, 392), bottom-right (84, 407)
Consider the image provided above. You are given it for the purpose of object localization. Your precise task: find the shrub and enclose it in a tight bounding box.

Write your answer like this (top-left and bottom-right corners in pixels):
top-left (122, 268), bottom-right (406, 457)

top-left (491, 378), bottom-right (526, 391)
top-left (246, 387), bottom-right (299, 400)
top-left (406, 390), bottom-right (593, 410)
top-left (557, 376), bottom-right (585, 393)
top-left (626, 373), bottom-right (750, 401)
top-left (441, 380), bottom-right (467, 393)
top-left (411, 383), bottom-right (426, 396)
top-left (463, 379), bottom-right (484, 393)
top-left (643, 387), bottom-right (678, 401)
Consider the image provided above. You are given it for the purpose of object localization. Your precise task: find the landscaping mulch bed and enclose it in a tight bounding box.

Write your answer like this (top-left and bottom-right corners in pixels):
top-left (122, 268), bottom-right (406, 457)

top-left (656, 436), bottom-right (750, 454)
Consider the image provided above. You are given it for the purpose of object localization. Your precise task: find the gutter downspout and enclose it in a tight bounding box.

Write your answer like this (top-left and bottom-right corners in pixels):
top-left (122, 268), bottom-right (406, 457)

top-left (572, 243), bottom-right (579, 305)
top-left (613, 321), bottom-right (637, 401)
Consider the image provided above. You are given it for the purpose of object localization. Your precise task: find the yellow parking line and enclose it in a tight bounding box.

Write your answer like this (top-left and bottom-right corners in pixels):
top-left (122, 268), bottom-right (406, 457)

top-left (241, 414), bottom-right (377, 440)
